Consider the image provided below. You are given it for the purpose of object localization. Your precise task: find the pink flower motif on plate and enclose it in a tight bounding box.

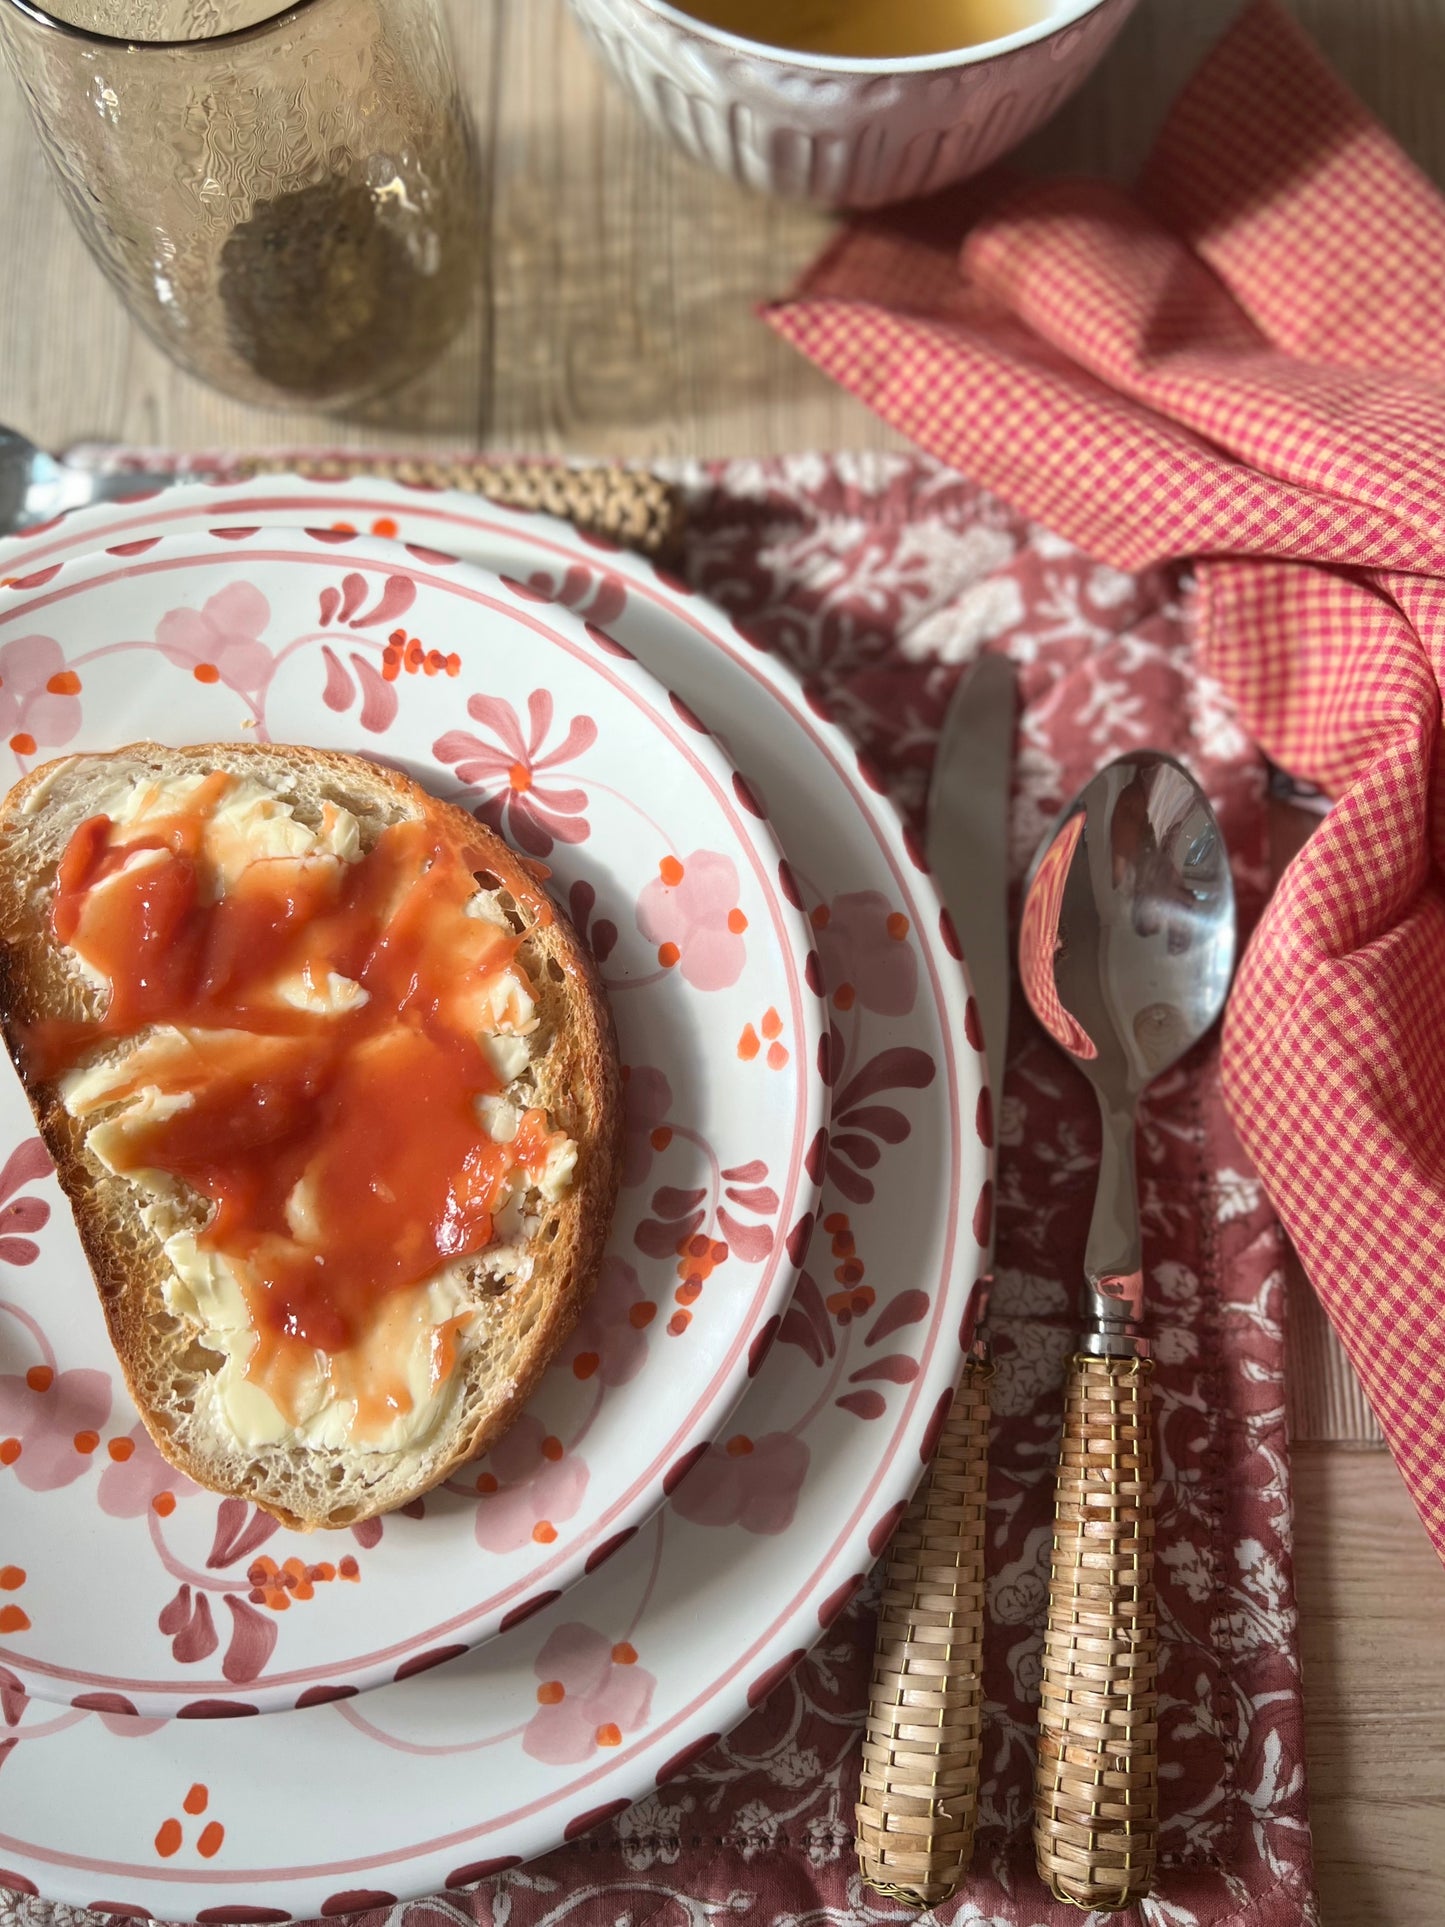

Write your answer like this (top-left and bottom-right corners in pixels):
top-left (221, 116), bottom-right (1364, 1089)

top-left (472, 1414), bottom-right (589, 1555)
top-left (96, 1422), bottom-right (196, 1518)
top-left (636, 850), bottom-right (747, 991)
top-left (620, 1065), bottom-right (673, 1189)
top-left (814, 890), bottom-right (917, 1017)
top-left (668, 1430), bottom-right (810, 1536)
top-left (566, 1256), bottom-right (655, 1389)
top-left (0, 636), bottom-right (83, 757)
top-left (434, 690), bottom-right (597, 858)
top-left (0, 1362), bottom-right (111, 1494)
top-left (155, 581), bottom-right (274, 698)
top-left (524, 1622), bottom-right (655, 1765)
top-left (0, 1138), bottom-right (51, 1266)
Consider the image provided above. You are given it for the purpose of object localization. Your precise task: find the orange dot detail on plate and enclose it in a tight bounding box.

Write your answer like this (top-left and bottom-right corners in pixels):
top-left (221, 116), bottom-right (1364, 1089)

top-left (338, 1556), bottom-right (360, 1580)
top-left (532, 1521), bottom-right (557, 1544)
top-left (0, 1439), bottom-right (20, 1465)
top-left (628, 1301), bottom-right (655, 1330)
top-left (0, 1566), bottom-right (24, 1591)
top-left (192, 664), bottom-right (220, 685)
top-left (657, 942), bottom-right (680, 969)
top-left (73, 1430), bottom-right (99, 1454)
top-left (153, 1491), bottom-right (176, 1517)
top-left (650, 1126), bottom-right (672, 1152)
top-left (24, 1365), bottom-right (52, 1393)
top-left (595, 1723), bottom-right (622, 1748)
top-left (611, 1641), bottom-right (637, 1665)
top-left (667, 1310), bottom-right (691, 1336)
top-left (761, 1007), bottom-right (783, 1040)
top-left (887, 912), bottom-right (910, 941)
top-left (573, 1351), bottom-right (599, 1381)
top-left (8, 734), bottom-right (35, 756)
top-left (330, 521), bottom-right (356, 534)
top-left (537, 1679), bottom-right (565, 1705)
top-left (154, 1819), bottom-right (183, 1859)
top-left (725, 1435), bottom-right (753, 1457)
top-left (508, 762), bottom-right (532, 792)
top-left (371, 517), bottom-right (399, 539)
top-left (727, 908), bottom-right (748, 933)
top-left (823, 1211), bottom-right (848, 1234)
top-left (834, 983), bottom-right (856, 1011)
top-left (810, 903), bottom-right (830, 929)
top-left (108, 1437), bottom-right (134, 1461)
top-left (658, 856), bottom-right (684, 886)
top-left (0, 1605), bottom-right (30, 1633)
top-left (475, 1472), bottom-right (498, 1494)
top-left (46, 671), bottom-right (81, 696)
top-left (183, 1784), bottom-right (209, 1816)
top-left (767, 1042), bottom-right (789, 1071)
top-left (541, 1436), bottom-right (564, 1462)
top-left (675, 1280), bottom-right (702, 1307)
top-left (737, 1024), bottom-right (760, 1062)
top-left (197, 1821), bottom-right (225, 1859)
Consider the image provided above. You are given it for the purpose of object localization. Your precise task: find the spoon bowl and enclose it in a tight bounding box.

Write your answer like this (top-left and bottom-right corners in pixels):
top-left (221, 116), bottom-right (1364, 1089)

top-left (1022, 749), bottom-right (1235, 1093)
top-left (1019, 749), bottom-right (1235, 1351)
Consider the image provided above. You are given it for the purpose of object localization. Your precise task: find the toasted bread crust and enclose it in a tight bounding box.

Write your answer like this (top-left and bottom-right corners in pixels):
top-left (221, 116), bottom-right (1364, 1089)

top-left (0, 743), bottom-right (622, 1529)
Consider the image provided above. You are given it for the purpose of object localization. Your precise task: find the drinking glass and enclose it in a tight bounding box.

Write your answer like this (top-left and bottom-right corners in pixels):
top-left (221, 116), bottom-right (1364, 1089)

top-left (0, 0), bottom-right (483, 409)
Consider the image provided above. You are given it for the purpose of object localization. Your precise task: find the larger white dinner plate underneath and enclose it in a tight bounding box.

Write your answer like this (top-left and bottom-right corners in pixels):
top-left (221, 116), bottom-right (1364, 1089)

top-left (0, 482), bottom-right (989, 1917)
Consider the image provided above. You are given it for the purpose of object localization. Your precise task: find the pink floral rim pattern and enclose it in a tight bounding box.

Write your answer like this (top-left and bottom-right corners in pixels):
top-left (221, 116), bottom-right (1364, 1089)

top-left (0, 533), bottom-right (826, 1713)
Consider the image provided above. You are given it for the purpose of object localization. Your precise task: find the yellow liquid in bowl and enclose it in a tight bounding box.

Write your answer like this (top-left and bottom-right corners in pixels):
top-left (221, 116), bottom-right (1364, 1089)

top-left (674, 0), bottom-right (1051, 58)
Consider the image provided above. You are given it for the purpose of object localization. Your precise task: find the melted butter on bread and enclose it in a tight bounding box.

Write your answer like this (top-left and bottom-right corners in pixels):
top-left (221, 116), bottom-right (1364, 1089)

top-left (52, 771), bottom-right (576, 1457)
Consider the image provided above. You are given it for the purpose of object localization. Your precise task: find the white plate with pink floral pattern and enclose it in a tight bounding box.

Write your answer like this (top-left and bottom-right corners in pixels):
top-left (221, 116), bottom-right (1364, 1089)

top-left (0, 480), bottom-right (988, 1919)
top-left (0, 529), bottom-right (826, 1719)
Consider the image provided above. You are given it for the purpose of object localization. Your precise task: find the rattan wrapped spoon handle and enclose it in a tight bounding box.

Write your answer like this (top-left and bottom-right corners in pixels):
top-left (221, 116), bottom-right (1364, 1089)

top-left (856, 1356), bottom-right (992, 1907)
top-left (1034, 1353), bottom-right (1157, 1911)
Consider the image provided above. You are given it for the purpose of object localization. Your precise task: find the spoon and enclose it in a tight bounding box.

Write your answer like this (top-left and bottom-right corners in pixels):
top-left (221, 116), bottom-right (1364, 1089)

top-left (0, 427), bottom-right (172, 538)
top-left (1018, 750), bottom-right (1235, 1911)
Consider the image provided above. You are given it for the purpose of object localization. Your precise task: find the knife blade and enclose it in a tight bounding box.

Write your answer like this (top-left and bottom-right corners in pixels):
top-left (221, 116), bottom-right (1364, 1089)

top-left (926, 650), bottom-right (1016, 1273)
top-left (855, 649), bottom-right (1016, 1909)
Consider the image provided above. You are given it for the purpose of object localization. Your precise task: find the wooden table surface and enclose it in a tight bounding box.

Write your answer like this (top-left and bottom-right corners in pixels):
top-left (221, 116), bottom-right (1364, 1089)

top-left (2, 2), bottom-right (1444, 1921)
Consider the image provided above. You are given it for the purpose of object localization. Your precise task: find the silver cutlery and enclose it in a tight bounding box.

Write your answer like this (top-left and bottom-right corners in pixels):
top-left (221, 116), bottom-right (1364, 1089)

top-left (0, 427), bottom-right (172, 539)
top-left (855, 650), bottom-right (1016, 1906)
top-left (1019, 749), bottom-right (1235, 1910)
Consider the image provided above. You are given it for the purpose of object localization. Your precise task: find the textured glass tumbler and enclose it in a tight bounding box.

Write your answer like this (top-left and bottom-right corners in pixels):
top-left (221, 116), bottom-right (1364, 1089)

top-left (0, 0), bottom-right (483, 409)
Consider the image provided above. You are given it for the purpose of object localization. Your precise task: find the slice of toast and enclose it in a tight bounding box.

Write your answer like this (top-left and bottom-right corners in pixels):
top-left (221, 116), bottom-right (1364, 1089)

top-left (0, 743), bottom-right (621, 1529)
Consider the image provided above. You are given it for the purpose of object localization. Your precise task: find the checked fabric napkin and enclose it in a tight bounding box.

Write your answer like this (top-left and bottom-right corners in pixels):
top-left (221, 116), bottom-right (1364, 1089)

top-left (769, 0), bottom-right (1445, 1569)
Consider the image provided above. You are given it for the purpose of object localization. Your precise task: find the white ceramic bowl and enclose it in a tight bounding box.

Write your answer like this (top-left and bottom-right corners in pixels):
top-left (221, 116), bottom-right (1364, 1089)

top-left (566, 0), bottom-right (1138, 208)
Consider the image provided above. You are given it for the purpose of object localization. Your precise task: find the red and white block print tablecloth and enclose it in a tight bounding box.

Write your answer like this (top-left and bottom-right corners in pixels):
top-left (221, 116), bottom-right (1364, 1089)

top-left (6, 452), bottom-right (1315, 1927)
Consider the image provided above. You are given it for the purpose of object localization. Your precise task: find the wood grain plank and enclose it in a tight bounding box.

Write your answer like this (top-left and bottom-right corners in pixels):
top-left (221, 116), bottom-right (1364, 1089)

top-left (1293, 1447), bottom-right (1445, 1927)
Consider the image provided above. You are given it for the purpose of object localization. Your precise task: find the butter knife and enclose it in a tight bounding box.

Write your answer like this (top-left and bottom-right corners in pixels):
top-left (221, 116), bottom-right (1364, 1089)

top-left (855, 652), bottom-right (1015, 1907)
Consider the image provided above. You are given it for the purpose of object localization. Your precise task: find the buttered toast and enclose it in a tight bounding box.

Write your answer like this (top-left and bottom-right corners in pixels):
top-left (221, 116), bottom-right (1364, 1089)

top-left (0, 743), bottom-right (621, 1529)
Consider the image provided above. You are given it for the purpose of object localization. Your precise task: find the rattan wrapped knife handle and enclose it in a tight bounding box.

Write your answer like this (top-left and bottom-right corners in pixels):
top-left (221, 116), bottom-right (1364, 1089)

top-left (234, 454), bottom-right (684, 557)
top-left (856, 1356), bottom-right (992, 1907)
top-left (1034, 1353), bottom-right (1157, 1910)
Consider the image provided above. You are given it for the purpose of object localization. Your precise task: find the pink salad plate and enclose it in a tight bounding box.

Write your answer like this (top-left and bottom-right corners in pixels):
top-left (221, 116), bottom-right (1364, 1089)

top-left (0, 529), bottom-right (826, 1719)
top-left (0, 481), bottom-right (989, 1920)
